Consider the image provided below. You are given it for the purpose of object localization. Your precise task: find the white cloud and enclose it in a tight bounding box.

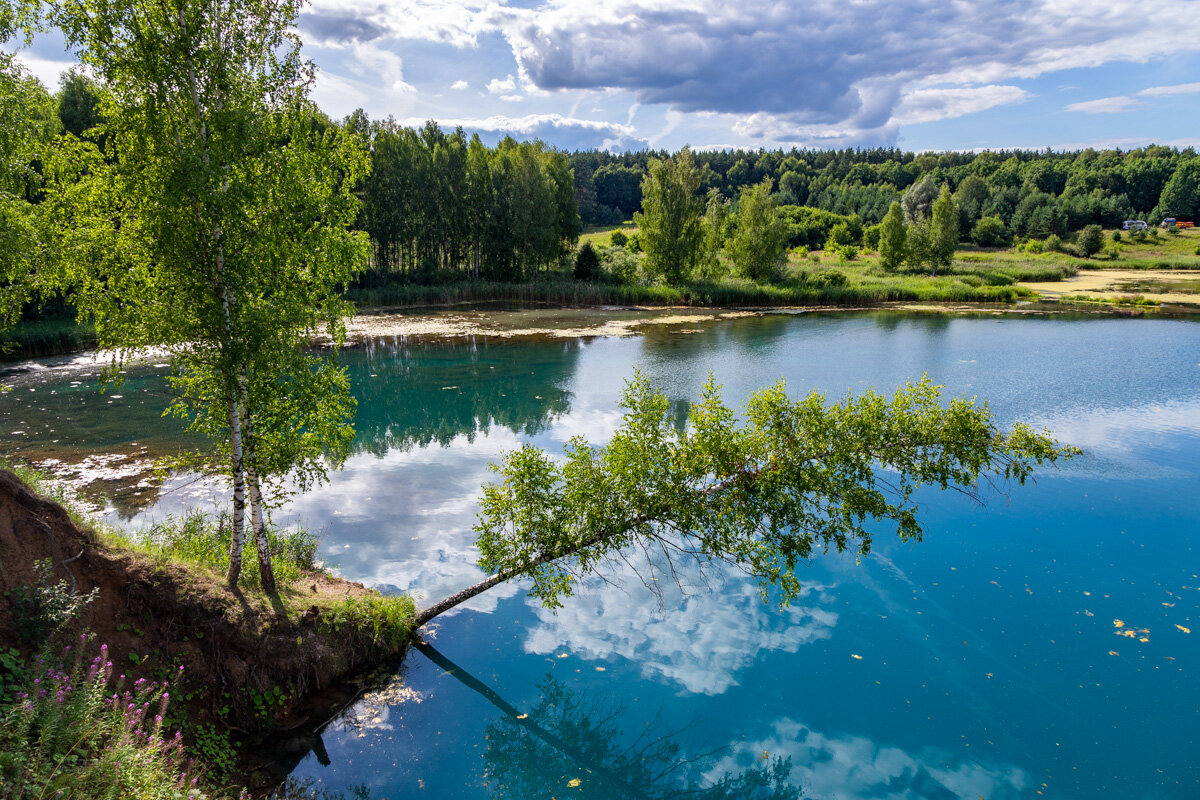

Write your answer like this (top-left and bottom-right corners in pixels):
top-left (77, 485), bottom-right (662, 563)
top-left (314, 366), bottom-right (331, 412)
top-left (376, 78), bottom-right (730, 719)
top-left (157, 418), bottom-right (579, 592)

top-left (704, 718), bottom-right (1030, 800)
top-left (1065, 81), bottom-right (1200, 116)
top-left (350, 42), bottom-right (416, 93)
top-left (499, 93), bottom-right (524, 102)
top-left (524, 561), bottom-right (838, 695)
top-left (305, 0), bottom-right (491, 48)
top-left (892, 85), bottom-right (1030, 125)
top-left (285, 430), bottom-right (525, 618)
top-left (12, 52), bottom-right (78, 91)
top-left (394, 112), bottom-right (648, 150)
top-left (450, 79), bottom-right (469, 90)
top-left (301, 0), bottom-right (1200, 145)
top-left (1065, 95), bottom-right (1141, 114)
top-left (1139, 81), bottom-right (1200, 97)
top-left (486, 73), bottom-right (517, 94)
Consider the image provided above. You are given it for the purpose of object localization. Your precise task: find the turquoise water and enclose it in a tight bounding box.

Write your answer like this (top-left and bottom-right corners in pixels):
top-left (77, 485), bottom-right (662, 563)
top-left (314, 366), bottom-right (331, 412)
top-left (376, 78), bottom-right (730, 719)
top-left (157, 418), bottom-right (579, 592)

top-left (4, 311), bottom-right (1199, 798)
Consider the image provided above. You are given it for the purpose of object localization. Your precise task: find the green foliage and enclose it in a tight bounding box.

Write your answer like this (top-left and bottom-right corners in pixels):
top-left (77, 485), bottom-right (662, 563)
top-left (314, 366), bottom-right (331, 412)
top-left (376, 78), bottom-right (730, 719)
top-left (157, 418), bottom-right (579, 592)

top-left (317, 594), bottom-right (415, 652)
top-left (697, 189), bottom-right (730, 281)
top-left (878, 201), bottom-right (907, 271)
top-left (7, 559), bottom-right (98, 650)
top-left (727, 179), bottom-right (789, 282)
top-left (970, 215), bottom-right (1012, 248)
top-left (862, 223), bottom-right (881, 251)
top-left (929, 186), bottom-right (959, 271)
top-left (824, 221), bottom-right (853, 250)
top-left (55, 69), bottom-right (103, 139)
top-left (187, 722), bottom-right (236, 785)
top-left (609, 230), bottom-right (628, 247)
top-left (0, 51), bottom-right (58, 338)
top-left (634, 148), bottom-right (705, 285)
top-left (573, 242), bottom-right (600, 282)
top-left (140, 510), bottom-right (319, 591)
top-left (1044, 234), bottom-right (1064, 253)
top-left (357, 124), bottom-right (579, 283)
top-left (44, 0), bottom-right (370, 591)
top-left (602, 248), bottom-right (640, 285)
top-left (1077, 224), bottom-right (1104, 257)
top-left (472, 373), bottom-right (1070, 613)
top-left (901, 174), bottom-right (938, 223)
top-left (0, 641), bottom-right (209, 799)
top-left (1156, 158), bottom-right (1200, 221)
top-left (776, 205), bottom-right (855, 250)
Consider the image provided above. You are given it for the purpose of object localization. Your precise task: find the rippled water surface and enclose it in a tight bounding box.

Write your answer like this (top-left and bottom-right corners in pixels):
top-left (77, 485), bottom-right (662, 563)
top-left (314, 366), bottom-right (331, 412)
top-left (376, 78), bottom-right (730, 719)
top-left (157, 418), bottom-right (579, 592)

top-left (3, 311), bottom-right (1198, 799)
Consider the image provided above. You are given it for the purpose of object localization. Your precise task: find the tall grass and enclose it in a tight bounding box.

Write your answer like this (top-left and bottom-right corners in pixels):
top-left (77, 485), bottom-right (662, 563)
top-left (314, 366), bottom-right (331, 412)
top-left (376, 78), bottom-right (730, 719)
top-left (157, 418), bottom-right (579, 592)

top-left (138, 510), bottom-right (320, 592)
top-left (347, 276), bottom-right (1031, 310)
top-left (1, 318), bottom-right (94, 360)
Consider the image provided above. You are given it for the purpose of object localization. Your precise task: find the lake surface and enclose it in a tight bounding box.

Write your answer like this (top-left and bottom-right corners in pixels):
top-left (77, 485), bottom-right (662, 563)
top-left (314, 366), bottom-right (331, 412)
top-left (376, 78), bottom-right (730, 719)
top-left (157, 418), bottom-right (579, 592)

top-left (2, 310), bottom-right (1198, 799)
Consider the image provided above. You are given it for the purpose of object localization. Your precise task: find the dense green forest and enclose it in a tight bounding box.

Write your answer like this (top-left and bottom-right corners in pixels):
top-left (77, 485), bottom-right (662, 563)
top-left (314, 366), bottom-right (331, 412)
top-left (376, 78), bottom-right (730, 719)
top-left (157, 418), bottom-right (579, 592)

top-left (570, 144), bottom-right (1200, 234)
top-left (6, 68), bottom-right (1200, 301)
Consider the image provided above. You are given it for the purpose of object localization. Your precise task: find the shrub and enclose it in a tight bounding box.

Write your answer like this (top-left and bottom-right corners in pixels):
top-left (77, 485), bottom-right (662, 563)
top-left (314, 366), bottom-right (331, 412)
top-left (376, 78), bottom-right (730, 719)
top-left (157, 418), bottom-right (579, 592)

top-left (834, 244), bottom-right (859, 262)
top-left (1111, 230), bottom-right (1122, 242)
top-left (862, 223), bottom-right (881, 251)
top-left (7, 560), bottom-right (98, 650)
top-left (625, 234), bottom-right (641, 253)
top-left (0, 640), bottom-right (208, 799)
top-left (603, 248), bottom-right (640, 285)
top-left (1044, 234), bottom-right (1063, 252)
top-left (1077, 224), bottom-right (1104, 257)
top-left (574, 243), bottom-right (600, 281)
top-left (970, 216), bottom-right (1012, 248)
top-left (1024, 239), bottom-right (1044, 254)
top-left (609, 230), bottom-right (628, 247)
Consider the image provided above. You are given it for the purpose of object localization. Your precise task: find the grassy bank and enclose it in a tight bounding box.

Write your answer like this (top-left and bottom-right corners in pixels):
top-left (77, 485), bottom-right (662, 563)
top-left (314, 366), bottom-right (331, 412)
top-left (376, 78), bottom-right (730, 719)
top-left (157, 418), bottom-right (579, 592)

top-left (1, 316), bottom-right (95, 360)
top-left (0, 460), bottom-right (416, 797)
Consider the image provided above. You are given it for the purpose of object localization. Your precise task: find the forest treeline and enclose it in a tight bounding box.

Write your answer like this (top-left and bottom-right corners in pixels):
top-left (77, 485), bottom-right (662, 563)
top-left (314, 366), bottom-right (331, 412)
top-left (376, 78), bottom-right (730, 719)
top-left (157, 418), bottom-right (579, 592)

top-left (7, 68), bottom-right (1200, 295)
top-left (571, 144), bottom-right (1200, 237)
top-left (348, 113), bottom-right (580, 284)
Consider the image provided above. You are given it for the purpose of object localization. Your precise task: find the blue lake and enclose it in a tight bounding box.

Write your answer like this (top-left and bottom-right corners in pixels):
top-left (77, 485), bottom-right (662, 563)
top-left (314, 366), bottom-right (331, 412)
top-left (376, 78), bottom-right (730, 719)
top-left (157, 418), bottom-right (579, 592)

top-left (3, 310), bottom-right (1198, 799)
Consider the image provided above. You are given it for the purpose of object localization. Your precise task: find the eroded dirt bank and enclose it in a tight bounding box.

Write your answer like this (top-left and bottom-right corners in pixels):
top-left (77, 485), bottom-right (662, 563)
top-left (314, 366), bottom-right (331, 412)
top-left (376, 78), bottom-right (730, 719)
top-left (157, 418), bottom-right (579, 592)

top-left (0, 469), bottom-right (410, 789)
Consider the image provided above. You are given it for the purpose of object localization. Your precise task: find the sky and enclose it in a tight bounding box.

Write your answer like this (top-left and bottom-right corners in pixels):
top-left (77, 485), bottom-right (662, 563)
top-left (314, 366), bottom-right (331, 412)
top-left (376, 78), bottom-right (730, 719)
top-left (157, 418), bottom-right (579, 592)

top-left (12, 0), bottom-right (1200, 153)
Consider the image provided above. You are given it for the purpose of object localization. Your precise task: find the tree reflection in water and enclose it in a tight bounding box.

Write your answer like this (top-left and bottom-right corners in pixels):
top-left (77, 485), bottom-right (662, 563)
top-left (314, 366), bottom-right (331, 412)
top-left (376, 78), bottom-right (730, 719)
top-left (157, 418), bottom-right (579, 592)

top-left (423, 642), bottom-right (801, 800)
top-left (272, 640), bottom-right (802, 800)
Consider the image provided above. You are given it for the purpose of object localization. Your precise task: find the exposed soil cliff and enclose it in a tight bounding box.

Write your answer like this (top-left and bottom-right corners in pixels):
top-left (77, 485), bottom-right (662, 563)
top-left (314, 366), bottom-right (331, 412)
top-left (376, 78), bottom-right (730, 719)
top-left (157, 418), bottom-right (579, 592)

top-left (0, 468), bottom-right (409, 788)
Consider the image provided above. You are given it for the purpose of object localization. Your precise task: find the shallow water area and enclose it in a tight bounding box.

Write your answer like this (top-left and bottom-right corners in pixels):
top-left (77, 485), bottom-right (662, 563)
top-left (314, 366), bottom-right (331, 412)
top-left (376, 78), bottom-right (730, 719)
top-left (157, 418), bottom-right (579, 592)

top-left (2, 309), bottom-right (1199, 799)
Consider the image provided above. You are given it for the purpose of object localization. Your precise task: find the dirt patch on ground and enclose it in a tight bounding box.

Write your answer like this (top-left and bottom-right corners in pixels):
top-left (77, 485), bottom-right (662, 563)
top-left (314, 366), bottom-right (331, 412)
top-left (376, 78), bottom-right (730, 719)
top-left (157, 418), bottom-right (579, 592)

top-left (1020, 269), bottom-right (1200, 305)
top-left (0, 469), bottom-right (410, 789)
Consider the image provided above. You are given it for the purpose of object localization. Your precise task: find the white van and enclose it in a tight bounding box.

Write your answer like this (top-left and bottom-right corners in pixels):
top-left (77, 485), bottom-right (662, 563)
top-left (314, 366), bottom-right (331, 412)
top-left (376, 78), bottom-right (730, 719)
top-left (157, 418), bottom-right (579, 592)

top-left (1122, 220), bottom-right (1149, 231)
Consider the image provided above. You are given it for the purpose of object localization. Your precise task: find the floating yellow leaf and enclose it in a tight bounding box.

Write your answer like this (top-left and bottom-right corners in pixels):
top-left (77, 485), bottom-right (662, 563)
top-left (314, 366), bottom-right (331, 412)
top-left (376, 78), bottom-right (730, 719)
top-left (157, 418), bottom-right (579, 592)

top-left (851, 654), bottom-right (863, 660)
top-left (1083, 591), bottom-right (1091, 596)
top-left (1139, 637), bottom-right (1149, 643)
top-left (595, 666), bottom-right (606, 672)
top-left (1113, 619), bottom-right (1125, 628)
top-left (567, 778), bottom-right (582, 788)
top-left (1108, 651), bottom-right (1119, 656)
top-left (516, 714), bottom-right (528, 720)
top-left (1176, 625), bottom-right (1191, 634)
top-left (1084, 610), bottom-right (1094, 617)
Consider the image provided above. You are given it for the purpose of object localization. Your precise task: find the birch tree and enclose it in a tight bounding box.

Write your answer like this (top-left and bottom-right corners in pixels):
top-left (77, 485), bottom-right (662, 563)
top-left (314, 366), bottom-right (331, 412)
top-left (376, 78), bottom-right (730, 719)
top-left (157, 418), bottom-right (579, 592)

top-left (44, 0), bottom-right (369, 592)
top-left (413, 374), bottom-right (1070, 627)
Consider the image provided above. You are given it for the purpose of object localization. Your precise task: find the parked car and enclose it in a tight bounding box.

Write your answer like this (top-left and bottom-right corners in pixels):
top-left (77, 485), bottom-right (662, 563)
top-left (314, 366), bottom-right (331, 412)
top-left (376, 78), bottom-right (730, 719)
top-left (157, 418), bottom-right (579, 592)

top-left (1161, 218), bottom-right (1177, 229)
top-left (1122, 220), bottom-right (1149, 231)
